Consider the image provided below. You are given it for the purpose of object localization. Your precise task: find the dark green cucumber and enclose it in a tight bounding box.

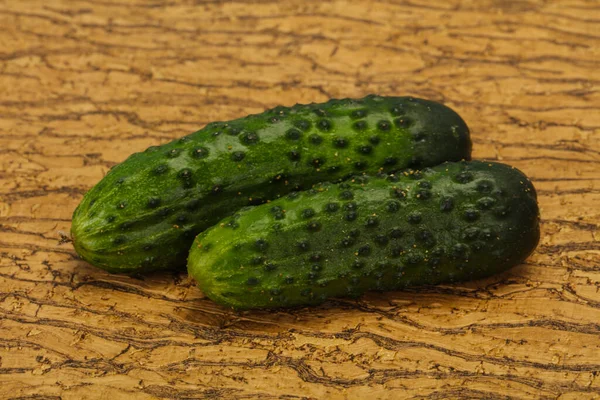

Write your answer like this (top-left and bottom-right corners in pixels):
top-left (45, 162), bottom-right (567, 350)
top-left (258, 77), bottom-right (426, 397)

top-left (188, 161), bottom-right (540, 309)
top-left (72, 95), bottom-right (471, 272)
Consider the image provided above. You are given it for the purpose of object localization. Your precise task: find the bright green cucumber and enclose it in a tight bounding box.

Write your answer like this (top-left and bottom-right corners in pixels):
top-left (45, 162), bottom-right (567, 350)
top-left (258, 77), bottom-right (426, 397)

top-left (72, 95), bottom-right (471, 272)
top-left (188, 161), bottom-right (540, 309)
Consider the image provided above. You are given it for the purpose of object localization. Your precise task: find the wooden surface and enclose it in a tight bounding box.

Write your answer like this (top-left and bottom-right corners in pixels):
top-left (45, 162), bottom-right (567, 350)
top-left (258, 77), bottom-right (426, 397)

top-left (1, 1), bottom-right (599, 399)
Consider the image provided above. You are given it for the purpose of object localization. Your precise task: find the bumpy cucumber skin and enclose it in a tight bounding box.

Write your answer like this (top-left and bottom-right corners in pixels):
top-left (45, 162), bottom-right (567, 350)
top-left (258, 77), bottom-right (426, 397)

top-left (188, 161), bottom-right (540, 309)
top-left (72, 95), bottom-right (471, 273)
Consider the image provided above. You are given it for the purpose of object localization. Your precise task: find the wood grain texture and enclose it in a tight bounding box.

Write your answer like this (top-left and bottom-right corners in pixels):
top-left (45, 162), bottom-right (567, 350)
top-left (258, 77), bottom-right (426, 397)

top-left (0, 0), bottom-right (598, 399)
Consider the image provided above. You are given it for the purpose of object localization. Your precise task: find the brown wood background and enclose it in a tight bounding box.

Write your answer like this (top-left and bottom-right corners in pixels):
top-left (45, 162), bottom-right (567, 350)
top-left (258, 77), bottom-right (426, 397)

top-left (1, 0), bottom-right (599, 399)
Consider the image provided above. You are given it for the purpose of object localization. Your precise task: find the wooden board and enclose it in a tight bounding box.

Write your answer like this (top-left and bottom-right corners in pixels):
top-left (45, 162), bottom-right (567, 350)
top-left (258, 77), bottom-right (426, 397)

top-left (1, 1), bottom-right (598, 399)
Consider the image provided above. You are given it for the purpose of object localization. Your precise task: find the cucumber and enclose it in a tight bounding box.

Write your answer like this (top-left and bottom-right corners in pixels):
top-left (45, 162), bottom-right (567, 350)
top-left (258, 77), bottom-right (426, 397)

top-left (72, 95), bottom-right (471, 272)
top-left (188, 161), bottom-right (540, 309)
